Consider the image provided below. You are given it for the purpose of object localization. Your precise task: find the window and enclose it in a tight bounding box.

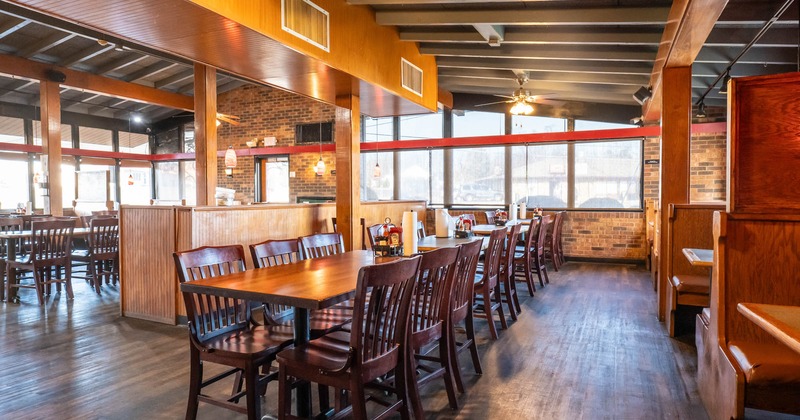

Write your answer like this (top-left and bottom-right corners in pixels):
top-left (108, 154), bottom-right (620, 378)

top-left (363, 117), bottom-right (394, 142)
top-left (453, 111), bottom-right (504, 137)
top-left (512, 144), bottom-right (569, 208)
top-left (31, 121), bottom-right (73, 148)
top-left (183, 123), bottom-right (195, 153)
top-left (452, 147), bottom-right (505, 205)
top-left (78, 127), bottom-right (113, 151)
top-left (511, 115), bottom-right (566, 134)
top-left (155, 162), bottom-right (180, 201)
top-left (400, 112), bottom-right (442, 140)
top-left (119, 131), bottom-right (150, 154)
top-left (398, 150), bottom-right (430, 201)
top-left (574, 120), bottom-right (635, 131)
top-left (61, 158), bottom-right (76, 208)
top-left (0, 116), bottom-right (24, 144)
top-left (0, 153), bottom-right (29, 208)
top-left (360, 152), bottom-right (393, 201)
top-left (120, 162), bottom-right (152, 205)
top-left (181, 161), bottom-right (196, 206)
top-left (574, 140), bottom-right (642, 209)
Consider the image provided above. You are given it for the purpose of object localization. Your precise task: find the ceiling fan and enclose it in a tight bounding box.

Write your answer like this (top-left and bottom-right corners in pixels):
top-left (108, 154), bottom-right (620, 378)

top-left (475, 71), bottom-right (559, 115)
top-left (216, 112), bottom-right (240, 126)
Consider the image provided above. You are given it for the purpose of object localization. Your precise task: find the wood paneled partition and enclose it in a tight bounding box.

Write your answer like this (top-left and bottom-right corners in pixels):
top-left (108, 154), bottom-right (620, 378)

top-left (120, 201), bottom-right (425, 323)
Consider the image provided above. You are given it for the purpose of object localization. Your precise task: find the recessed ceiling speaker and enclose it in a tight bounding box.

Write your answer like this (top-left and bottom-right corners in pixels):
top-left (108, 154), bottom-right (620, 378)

top-left (633, 86), bottom-right (651, 105)
top-left (45, 69), bottom-right (67, 83)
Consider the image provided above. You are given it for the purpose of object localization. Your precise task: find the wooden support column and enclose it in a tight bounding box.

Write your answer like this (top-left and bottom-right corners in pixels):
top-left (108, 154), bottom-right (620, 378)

top-left (39, 80), bottom-right (63, 216)
top-left (656, 66), bottom-right (692, 321)
top-left (335, 94), bottom-right (361, 251)
top-left (193, 64), bottom-right (217, 206)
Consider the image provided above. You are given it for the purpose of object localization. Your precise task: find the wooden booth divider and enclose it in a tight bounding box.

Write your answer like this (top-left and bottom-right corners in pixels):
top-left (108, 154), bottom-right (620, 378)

top-left (120, 201), bottom-right (426, 324)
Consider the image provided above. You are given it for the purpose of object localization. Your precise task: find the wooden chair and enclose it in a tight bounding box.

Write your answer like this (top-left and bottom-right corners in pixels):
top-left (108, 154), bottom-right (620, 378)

top-left (331, 217), bottom-right (337, 233)
top-left (545, 211), bottom-right (565, 270)
top-left (531, 215), bottom-right (551, 287)
top-left (366, 224), bottom-right (383, 250)
top-left (300, 232), bottom-right (345, 258)
top-left (406, 247), bottom-right (460, 418)
top-left (174, 245), bottom-right (294, 420)
top-left (6, 219), bottom-right (75, 305)
top-left (498, 223), bottom-right (523, 320)
top-left (448, 239), bottom-right (483, 393)
top-left (72, 217), bottom-right (119, 294)
top-left (513, 218), bottom-right (538, 297)
top-left (484, 211), bottom-right (495, 225)
top-left (0, 216), bottom-right (23, 301)
top-left (92, 210), bottom-right (118, 217)
top-left (276, 256), bottom-right (422, 420)
top-left (416, 220), bottom-right (426, 240)
top-left (472, 228), bottom-right (507, 340)
top-left (249, 239), bottom-right (351, 337)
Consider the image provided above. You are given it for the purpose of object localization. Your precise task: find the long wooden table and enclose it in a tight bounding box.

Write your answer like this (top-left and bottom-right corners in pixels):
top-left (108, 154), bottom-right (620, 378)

top-left (472, 223), bottom-right (528, 236)
top-left (417, 235), bottom-right (487, 251)
top-left (178, 250), bottom-right (387, 417)
top-left (737, 303), bottom-right (800, 355)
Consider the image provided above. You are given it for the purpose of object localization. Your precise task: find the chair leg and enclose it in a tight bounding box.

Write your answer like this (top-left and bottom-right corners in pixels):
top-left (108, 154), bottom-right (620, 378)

top-left (318, 384), bottom-right (331, 413)
top-left (186, 350), bottom-right (202, 420)
top-left (278, 364), bottom-right (291, 419)
top-left (244, 361), bottom-right (261, 420)
top-left (479, 292), bottom-right (498, 340)
top-left (465, 311), bottom-right (483, 375)
top-left (439, 336), bottom-right (459, 409)
top-left (350, 379), bottom-right (368, 420)
top-left (90, 259), bottom-right (101, 294)
top-left (0, 262), bottom-right (5, 302)
top-left (502, 277), bottom-right (518, 322)
top-left (445, 321), bottom-right (465, 394)
top-left (541, 261), bottom-right (550, 284)
top-left (407, 351), bottom-right (425, 420)
top-left (64, 266), bottom-right (74, 300)
top-left (33, 269), bottom-right (45, 305)
top-left (494, 285), bottom-right (508, 331)
top-left (523, 259), bottom-right (535, 295)
top-left (534, 259), bottom-right (546, 287)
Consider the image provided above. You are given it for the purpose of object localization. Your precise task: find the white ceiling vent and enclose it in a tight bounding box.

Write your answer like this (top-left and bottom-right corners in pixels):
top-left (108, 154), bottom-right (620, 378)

top-left (281, 0), bottom-right (330, 52)
top-left (401, 58), bottom-right (423, 97)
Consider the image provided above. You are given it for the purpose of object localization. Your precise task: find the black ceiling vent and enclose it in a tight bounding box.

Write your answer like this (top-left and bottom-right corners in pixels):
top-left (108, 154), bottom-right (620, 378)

top-left (295, 121), bottom-right (333, 144)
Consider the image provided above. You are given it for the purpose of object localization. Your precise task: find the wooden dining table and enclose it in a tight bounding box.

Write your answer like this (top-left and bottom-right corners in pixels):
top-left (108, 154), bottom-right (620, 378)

top-left (472, 223), bottom-right (528, 236)
top-left (737, 303), bottom-right (800, 355)
top-left (682, 248), bottom-right (713, 267)
top-left (417, 235), bottom-right (487, 251)
top-left (178, 249), bottom-right (392, 417)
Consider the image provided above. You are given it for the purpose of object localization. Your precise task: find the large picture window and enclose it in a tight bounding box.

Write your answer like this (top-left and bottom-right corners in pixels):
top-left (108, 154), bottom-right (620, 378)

top-left (452, 146), bottom-right (505, 205)
top-left (574, 140), bottom-right (641, 209)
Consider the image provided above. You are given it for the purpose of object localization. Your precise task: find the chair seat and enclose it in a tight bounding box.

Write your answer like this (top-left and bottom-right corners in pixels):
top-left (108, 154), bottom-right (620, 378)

top-left (277, 331), bottom-right (353, 377)
top-left (670, 274), bottom-right (710, 294)
top-left (729, 341), bottom-right (800, 385)
top-left (204, 325), bottom-right (294, 359)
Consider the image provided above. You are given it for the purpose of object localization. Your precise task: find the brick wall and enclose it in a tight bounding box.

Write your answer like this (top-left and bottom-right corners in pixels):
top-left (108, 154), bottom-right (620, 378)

top-left (690, 131), bottom-right (726, 202)
top-left (214, 84), bottom-right (337, 203)
top-left (562, 211), bottom-right (645, 260)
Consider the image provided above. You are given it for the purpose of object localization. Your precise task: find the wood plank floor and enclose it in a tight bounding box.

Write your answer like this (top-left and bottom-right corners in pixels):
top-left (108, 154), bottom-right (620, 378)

top-left (0, 263), bottom-right (709, 419)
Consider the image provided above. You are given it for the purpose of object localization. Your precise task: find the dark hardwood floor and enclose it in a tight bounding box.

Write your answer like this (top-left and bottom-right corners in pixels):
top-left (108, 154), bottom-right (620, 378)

top-left (0, 263), bottom-right (709, 419)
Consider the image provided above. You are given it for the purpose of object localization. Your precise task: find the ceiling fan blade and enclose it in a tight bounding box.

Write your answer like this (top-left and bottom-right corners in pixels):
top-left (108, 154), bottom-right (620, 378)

top-left (475, 100), bottom-right (512, 107)
top-left (216, 112), bottom-right (241, 126)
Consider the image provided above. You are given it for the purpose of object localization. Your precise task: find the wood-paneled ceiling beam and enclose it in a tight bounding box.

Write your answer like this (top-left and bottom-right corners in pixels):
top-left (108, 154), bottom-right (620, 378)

top-left (377, 7), bottom-right (670, 26)
top-left (0, 53), bottom-right (193, 110)
top-left (350, 0), bottom-right (555, 4)
top-left (642, 0), bottom-right (728, 122)
top-left (58, 43), bottom-right (114, 67)
top-left (17, 32), bottom-right (75, 58)
top-left (0, 17), bottom-right (29, 39)
top-left (437, 56), bottom-right (654, 75)
top-left (401, 28), bottom-right (664, 45)
top-left (420, 44), bottom-right (657, 62)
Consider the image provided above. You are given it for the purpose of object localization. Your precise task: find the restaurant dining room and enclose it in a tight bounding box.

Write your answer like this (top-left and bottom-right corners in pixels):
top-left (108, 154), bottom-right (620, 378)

top-left (1, 0), bottom-right (800, 419)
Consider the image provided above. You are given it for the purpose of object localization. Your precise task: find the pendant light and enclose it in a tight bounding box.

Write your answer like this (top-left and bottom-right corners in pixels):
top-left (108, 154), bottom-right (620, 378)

top-left (373, 153), bottom-right (381, 178)
top-left (313, 123), bottom-right (325, 176)
top-left (224, 145), bottom-right (237, 177)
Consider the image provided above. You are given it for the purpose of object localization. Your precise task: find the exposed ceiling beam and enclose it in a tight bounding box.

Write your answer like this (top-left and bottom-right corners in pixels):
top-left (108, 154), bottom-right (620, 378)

top-left (642, 0), bottom-right (728, 122)
top-left (0, 53), bottom-right (193, 110)
top-left (0, 17), bottom-right (28, 39)
top-left (121, 61), bottom-right (178, 82)
top-left (93, 54), bottom-right (147, 75)
top-left (438, 67), bottom-right (649, 86)
top-left (154, 68), bottom-right (193, 89)
top-left (217, 79), bottom-right (245, 93)
top-left (17, 32), bottom-right (75, 58)
top-left (58, 43), bottom-right (114, 67)
top-left (421, 44), bottom-right (657, 62)
top-left (445, 84), bottom-right (635, 106)
top-left (441, 76), bottom-right (638, 95)
top-left (176, 80), bottom-right (194, 95)
top-left (436, 56), bottom-right (654, 75)
top-left (716, 1), bottom-right (798, 24)
top-left (692, 62), bottom-right (798, 77)
top-left (61, 91), bottom-right (100, 110)
top-left (376, 7), bottom-right (671, 26)
top-left (704, 27), bottom-right (799, 47)
top-left (400, 27), bottom-right (663, 45)
top-left (472, 24), bottom-right (504, 46)
top-left (0, 78), bottom-right (33, 98)
top-left (695, 46), bottom-right (800, 64)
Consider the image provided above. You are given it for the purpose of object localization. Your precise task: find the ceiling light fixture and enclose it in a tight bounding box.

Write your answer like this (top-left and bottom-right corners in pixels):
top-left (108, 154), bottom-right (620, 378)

top-left (510, 101), bottom-right (533, 115)
top-left (696, 101), bottom-right (707, 118)
top-left (313, 123), bottom-right (326, 176)
top-left (224, 146), bottom-right (237, 177)
top-left (719, 70), bottom-right (731, 94)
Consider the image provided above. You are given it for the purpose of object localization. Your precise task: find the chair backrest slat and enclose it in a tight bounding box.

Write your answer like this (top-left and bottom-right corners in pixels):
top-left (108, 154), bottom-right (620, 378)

top-left (451, 239), bottom-right (483, 322)
top-left (300, 233), bottom-right (345, 259)
top-left (350, 256), bottom-right (421, 371)
top-left (174, 245), bottom-right (249, 343)
top-left (411, 247), bottom-right (459, 342)
top-left (88, 217), bottom-right (119, 256)
top-left (366, 224), bottom-right (383, 250)
top-left (30, 220), bottom-right (75, 263)
top-left (249, 239), bottom-right (302, 323)
top-left (482, 228), bottom-right (506, 289)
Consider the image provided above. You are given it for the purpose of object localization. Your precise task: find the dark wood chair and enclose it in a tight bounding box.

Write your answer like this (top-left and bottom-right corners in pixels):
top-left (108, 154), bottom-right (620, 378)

top-left (92, 210), bottom-right (118, 217)
top-left (6, 219), bottom-right (75, 305)
top-left (72, 217), bottom-right (119, 294)
top-left (174, 245), bottom-right (294, 420)
top-left (406, 247), bottom-right (460, 418)
top-left (249, 238), bottom-right (351, 336)
top-left (416, 220), bottom-right (426, 240)
top-left (531, 215), bottom-right (551, 287)
top-left (473, 228), bottom-right (507, 340)
top-left (498, 223), bottom-right (523, 320)
top-left (276, 256), bottom-right (422, 420)
top-left (448, 239), bottom-right (484, 393)
top-left (300, 232), bottom-right (345, 258)
top-left (484, 211), bottom-right (495, 225)
top-left (545, 211), bottom-right (565, 271)
top-left (365, 224), bottom-right (383, 250)
top-left (0, 216), bottom-right (23, 302)
top-left (513, 218), bottom-right (538, 296)
top-left (331, 217), bottom-right (337, 233)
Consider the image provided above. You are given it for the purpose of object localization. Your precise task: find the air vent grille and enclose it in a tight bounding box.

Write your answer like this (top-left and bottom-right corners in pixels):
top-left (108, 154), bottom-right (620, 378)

top-left (401, 58), bottom-right (423, 97)
top-left (282, 0), bottom-right (329, 52)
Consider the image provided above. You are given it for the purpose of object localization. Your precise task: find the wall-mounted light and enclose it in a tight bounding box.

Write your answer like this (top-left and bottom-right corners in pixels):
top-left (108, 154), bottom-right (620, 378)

top-left (224, 145), bottom-right (237, 177)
